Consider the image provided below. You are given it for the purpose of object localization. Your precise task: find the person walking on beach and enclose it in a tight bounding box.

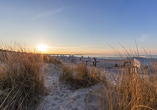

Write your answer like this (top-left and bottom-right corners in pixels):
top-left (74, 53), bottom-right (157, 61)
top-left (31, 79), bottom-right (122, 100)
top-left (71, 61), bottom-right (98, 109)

top-left (93, 57), bottom-right (97, 67)
top-left (115, 63), bottom-right (118, 67)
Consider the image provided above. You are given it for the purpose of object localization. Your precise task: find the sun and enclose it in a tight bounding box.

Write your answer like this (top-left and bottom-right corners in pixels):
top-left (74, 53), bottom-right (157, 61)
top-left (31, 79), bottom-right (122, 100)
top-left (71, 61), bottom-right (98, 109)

top-left (37, 44), bottom-right (47, 52)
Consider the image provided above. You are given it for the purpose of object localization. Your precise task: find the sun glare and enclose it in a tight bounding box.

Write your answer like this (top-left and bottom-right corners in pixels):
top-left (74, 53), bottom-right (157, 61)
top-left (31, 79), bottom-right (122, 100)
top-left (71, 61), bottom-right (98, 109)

top-left (37, 44), bottom-right (47, 52)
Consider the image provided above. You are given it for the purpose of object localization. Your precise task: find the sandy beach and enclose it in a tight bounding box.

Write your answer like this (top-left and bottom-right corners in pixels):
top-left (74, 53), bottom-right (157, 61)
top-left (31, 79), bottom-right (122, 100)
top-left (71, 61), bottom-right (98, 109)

top-left (36, 56), bottom-right (132, 110)
top-left (1, 53), bottom-right (157, 110)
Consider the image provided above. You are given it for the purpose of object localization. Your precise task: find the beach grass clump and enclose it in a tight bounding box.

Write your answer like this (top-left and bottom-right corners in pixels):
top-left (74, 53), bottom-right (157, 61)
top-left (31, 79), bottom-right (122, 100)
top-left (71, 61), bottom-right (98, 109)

top-left (75, 63), bottom-right (101, 87)
top-left (0, 49), bottom-right (47, 109)
top-left (99, 64), bottom-right (157, 110)
top-left (43, 55), bottom-right (62, 65)
top-left (116, 72), bottom-right (157, 110)
top-left (59, 64), bottom-right (74, 83)
top-left (59, 63), bottom-right (102, 89)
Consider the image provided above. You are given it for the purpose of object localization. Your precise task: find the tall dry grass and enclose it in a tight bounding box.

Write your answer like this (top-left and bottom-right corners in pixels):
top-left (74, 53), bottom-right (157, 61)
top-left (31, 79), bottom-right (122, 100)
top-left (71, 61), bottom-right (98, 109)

top-left (0, 45), bottom-right (47, 110)
top-left (59, 56), bottom-right (157, 109)
top-left (59, 63), bottom-right (104, 89)
top-left (43, 55), bottom-right (62, 66)
top-left (99, 60), bottom-right (157, 110)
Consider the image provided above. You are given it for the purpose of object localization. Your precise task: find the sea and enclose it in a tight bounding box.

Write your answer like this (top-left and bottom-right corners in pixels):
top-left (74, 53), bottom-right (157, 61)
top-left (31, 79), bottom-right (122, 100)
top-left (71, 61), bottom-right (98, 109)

top-left (50, 54), bottom-right (157, 60)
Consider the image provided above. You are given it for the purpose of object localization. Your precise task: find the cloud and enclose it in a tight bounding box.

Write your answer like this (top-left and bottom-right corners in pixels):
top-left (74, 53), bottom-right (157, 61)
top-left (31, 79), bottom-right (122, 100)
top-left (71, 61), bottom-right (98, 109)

top-left (32, 7), bottom-right (64, 20)
top-left (140, 34), bottom-right (148, 42)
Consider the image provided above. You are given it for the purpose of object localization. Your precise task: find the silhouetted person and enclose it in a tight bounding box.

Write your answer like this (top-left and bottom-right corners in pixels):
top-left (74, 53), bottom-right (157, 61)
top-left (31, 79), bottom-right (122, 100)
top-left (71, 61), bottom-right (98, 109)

top-left (93, 57), bottom-right (97, 67)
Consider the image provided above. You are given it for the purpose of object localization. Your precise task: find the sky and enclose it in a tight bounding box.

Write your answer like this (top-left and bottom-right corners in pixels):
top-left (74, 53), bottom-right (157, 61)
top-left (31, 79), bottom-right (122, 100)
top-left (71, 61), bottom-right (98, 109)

top-left (0, 0), bottom-right (157, 55)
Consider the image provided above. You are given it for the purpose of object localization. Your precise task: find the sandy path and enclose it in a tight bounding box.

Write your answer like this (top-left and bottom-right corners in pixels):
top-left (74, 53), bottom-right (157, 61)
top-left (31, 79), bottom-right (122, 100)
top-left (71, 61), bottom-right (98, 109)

top-left (37, 58), bottom-right (126, 110)
top-left (38, 64), bottom-right (105, 110)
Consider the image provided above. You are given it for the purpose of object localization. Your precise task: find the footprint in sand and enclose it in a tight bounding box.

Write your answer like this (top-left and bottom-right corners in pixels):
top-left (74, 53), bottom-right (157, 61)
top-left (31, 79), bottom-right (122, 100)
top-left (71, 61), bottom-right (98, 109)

top-left (51, 103), bottom-right (56, 106)
top-left (60, 93), bottom-right (64, 97)
top-left (53, 97), bottom-right (58, 101)
top-left (58, 99), bottom-right (65, 103)
top-left (72, 108), bottom-right (79, 110)
top-left (63, 94), bottom-right (70, 98)
top-left (72, 97), bottom-right (77, 101)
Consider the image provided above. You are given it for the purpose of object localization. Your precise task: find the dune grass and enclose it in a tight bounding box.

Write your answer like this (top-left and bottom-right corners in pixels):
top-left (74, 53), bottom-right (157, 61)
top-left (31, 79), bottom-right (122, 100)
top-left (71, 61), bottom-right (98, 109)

top-left (58, 54), bottom-right (157, 110)
top-left (98, 59), bottom-right (157, 110)
top-left (43, 55), bottom-right (62, 66)
top-left (2, 43), bottom-right (155, 110)
top-left (59, 63), bottom-right (105, 89)
top-left (118, 72), bottom-right (157, 110)
top-left (0, 46), bottom-right (47, 109)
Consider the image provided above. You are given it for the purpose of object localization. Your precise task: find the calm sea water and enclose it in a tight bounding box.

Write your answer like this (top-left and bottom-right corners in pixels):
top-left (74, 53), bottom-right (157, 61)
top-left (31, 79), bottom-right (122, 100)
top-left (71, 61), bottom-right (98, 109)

top-left (50, 54), bottom-right (157, 60)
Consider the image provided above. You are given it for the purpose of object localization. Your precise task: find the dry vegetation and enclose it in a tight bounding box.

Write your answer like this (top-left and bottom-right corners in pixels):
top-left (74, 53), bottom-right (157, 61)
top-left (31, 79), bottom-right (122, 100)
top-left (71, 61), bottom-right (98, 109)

top-left (0, 46), bottom-right (47, 110)
top-left (0, 43), bottom-right (157, 110)
top-left (118, 73), bottom-right (157, 110)
top-left (98, 65), bottom-right (157, 110)
top-left (59, 63), bottom-right (106, 89)
top-left (43, 55), bottom-right (62, 65)
top-left (59, 57), bottom-right (157, 110)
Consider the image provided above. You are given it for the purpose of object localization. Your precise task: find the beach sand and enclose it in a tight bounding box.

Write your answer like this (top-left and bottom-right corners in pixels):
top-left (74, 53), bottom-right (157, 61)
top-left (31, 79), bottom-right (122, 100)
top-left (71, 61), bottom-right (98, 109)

top-left (37, 57), bottom-right (125, 110)
top-left (37, 56), bottom-right (157, 110)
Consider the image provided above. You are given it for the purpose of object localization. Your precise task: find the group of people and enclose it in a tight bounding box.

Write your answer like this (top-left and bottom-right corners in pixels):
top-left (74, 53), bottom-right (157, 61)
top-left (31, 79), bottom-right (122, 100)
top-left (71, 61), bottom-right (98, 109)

top-left (54, 55), bottom-right (101, 67)
top-left (84, 57), bottom-right (100, 67)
